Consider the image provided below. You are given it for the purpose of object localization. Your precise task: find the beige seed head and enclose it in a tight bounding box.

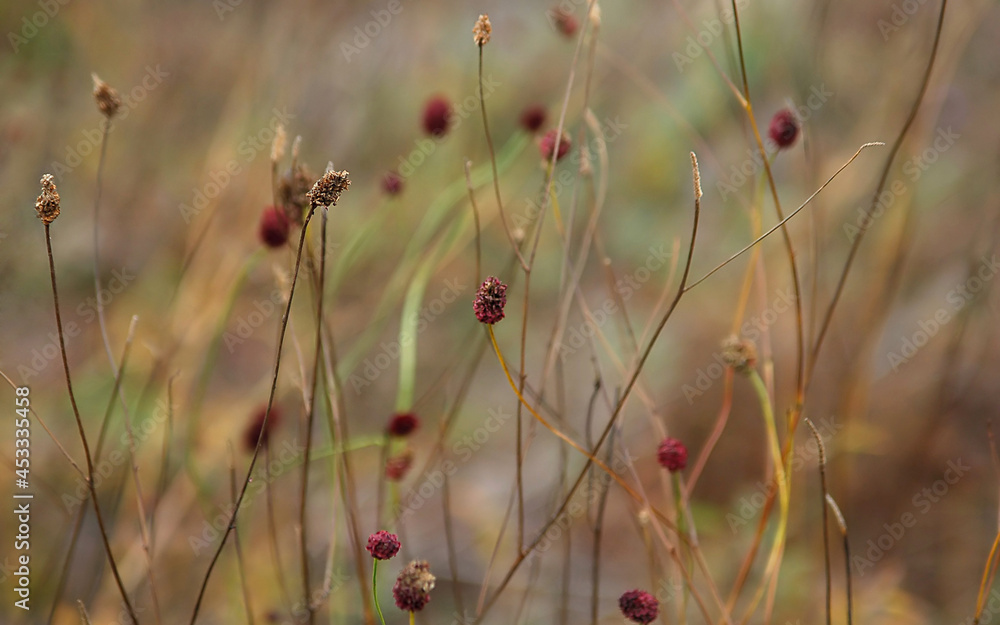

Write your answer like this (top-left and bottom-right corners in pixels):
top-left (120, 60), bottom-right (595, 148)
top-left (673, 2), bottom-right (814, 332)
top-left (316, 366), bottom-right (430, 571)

top-left (306, 169), bottom-right (351, 209)
top-left (473, 14), bottom-right (492, 46)
top-left (35, 174), bottom-right (61, 224)
top-left (92, 73), bottom-right (122, 119)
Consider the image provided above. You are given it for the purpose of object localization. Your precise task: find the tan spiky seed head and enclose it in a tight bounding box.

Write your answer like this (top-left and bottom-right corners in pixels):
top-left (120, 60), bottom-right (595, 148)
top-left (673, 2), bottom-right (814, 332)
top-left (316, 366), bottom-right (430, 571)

top-left (721, 335), bottom-right (757, 374)
top-left (473, 14), bottom-right (491, 46)
top-left (92, 73), bottom-right (122, 119)
top-left (306, 169), bottom-right (351, 209)
top-left (35, 174), bottom-right (61, 224)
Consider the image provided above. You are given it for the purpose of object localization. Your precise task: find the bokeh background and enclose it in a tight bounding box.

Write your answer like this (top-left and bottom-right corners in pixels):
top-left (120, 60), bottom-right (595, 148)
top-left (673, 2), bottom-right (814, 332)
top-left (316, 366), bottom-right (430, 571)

top-left (2, 0), bottom-right (1000, 623)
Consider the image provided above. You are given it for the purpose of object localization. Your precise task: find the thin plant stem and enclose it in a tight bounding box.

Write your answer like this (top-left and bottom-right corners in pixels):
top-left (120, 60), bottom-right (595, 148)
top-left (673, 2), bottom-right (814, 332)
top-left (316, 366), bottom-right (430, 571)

top-left (809, 0), bottom-right (949, 385)
top-left (43, 222), bottom-right (138, 623)
top-left (805, 418), bottom-right (832, 625)
top-left (229, 445), bottom-right (256, 625)
top-left (463, 159), bottom-right (482, 285)
top-left (189, 205), bottom-right (318, 624)
top-left (372, 560), bottom-right (387, 625)
top-left (738, 369), bottom-right (789, 623)
top-left (728, 0), bottom-right (806, 411)
top-left (476, 44), bottom-right (526, 271)
top-left (299, 207), bottom-right (329, 625)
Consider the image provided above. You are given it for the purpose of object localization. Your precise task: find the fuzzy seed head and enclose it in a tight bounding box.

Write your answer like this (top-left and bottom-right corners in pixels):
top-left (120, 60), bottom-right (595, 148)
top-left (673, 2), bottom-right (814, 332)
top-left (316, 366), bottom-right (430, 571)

top-left (619, 589), bottom-right (659, 624)
top-left (382, 171), bottom-right (403, 195)
top-left (366, 530), bottom-right (401, 561)
top-left (385, 451), bottom-right (413, 481)
top-left (657, 437), bottom-right (688, 472)
top-left (35, 174), bottom-right (61, 224)
top-left (422, 96), bottom-right (453, 137)
top-left (721, 335), bottom-right (757, 374)
top-left (520, 105), bottom-right (546, 133)
top-left (473, 14), bottom-right (492, 46)
top-left (259, 206), bottom-right (291, 248)
top-left (768, 109), bottom-right (799, 149)
top-left (92, 74), bottom-right (122, 119)
top-left (244, 405), bottom-right (281, 452)
top-left (387, 412), bottom-right (420, 437)
top-left (474, 276), bottom-right (507, 325)
top-left (549, 7), bottom-right (578, 37)
top-left (393, 560), bottom-right (435, 612)
top-left (307, 169), bottom-right (350, 209)
top-left (540, 129), bottom-right (571, 162)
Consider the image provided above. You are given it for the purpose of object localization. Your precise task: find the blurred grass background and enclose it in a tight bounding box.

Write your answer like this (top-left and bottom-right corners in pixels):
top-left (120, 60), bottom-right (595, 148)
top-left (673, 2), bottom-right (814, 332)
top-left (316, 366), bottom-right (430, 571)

top-left (2, 0), bottom-right (1000, 623)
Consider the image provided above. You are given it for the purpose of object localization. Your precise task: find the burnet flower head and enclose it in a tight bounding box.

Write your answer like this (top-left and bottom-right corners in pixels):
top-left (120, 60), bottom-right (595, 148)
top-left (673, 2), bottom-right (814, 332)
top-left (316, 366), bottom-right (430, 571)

top-left (474, 276), bottom-right (507, 325)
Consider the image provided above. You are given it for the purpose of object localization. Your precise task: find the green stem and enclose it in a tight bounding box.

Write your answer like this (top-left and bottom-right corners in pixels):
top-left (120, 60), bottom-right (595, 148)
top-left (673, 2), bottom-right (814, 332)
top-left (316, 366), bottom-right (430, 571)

top-left (372, 560), bottom-right (387, 625)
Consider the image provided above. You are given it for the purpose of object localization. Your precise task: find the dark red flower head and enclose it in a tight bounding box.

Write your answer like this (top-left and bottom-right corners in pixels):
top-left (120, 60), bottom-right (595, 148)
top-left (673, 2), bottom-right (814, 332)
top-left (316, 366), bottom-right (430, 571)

top-left (768, 109), bottom-right (799, 150)
top-left (657, 437), bottom-right (688, 472)
top-left (387, 412), bottom-right (420, 437)
top-left (619, 589), bottom-right (659, 624)
top-left (540, 129), bottom-right (571, 162)
top-left (366, 530), bottom-right (401, 560)
top-left (243, 405), bottom-right (281, 452)
top-left (393, 560), bottom-right (435, 612)
top-left (382, 171), bottom-right (403, 195)
top-left (520, 105), bottom-right (546, 133)
top-left (259, 206), bottom-right (290, 248)
top-left (422, 96), bottom-right (453, 137)
top-left (386, 451), bottom-right (414, 481)
top-left (549, 7), bottom-right (578, 37)
top-left (474, 276), bottom-right (508, 325)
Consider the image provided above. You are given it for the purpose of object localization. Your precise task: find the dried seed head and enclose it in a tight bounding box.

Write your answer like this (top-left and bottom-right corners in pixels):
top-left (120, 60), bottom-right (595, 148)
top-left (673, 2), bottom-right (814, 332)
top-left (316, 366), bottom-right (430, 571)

top-left (243, 405), bottom-right (281, 452)
top-left (540, 129), bottom-right (571, 162)
top-left (589, 3), bottom-right (602, 28)
top-left (473, 14), bottom-right (492, 46)
top-left (422, 96), bottom-right (453, 137)
top-left (92, 74), bottom-right (122, 119)
top-left (35, 174), bottom-right (61, 224)
top-left (474, 276), bottom-right (508, 325)
top-left (259, 206), bottom-right (290, 248)
top-left (306, 169), bottom-right (351, 209)
top-left (721, 335), bottom-right (757, 374)
top-left (619, 589), bottom-right (659, 624)
top-left (657, 437), bottom-right (688, 472)
top-left (768, 109), bottom-right (799, 150)
top-left (271, 124), bottom-right (287, 164)
top-left (519, 105), bottom-right (546, 133)
top-left (393, 560), bottom-right (435, 612)
top-left (366, 530), bottom-right (401, 561)
top-left (387, 412), bottom-right (420, 437)
top-left (279, 163), bottom-right (314, 224)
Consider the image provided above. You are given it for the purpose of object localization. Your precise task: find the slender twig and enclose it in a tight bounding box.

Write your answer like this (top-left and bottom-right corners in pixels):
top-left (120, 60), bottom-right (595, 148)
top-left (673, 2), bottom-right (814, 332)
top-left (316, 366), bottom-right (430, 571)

top-left (476, 41), bottom-right (526, 271)
top-left (463, 159), bottom-right (482, 285)
top-left (810, 0), bottom-right (949, 382)
top-left (43, 222), bottom-right (138, 623)
top-left (299, 207), bottom-right (329, 625)
top-left (825, 495), bottom-right (852, 625)
top-left (684, 143), bottom-right (883, 292)
top-left (190, 205), bottom-right (318, 624)
top-left (805, 418), bottom-right (832, 625)
top-left (229, 444), bottom-right (256, 625)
